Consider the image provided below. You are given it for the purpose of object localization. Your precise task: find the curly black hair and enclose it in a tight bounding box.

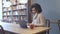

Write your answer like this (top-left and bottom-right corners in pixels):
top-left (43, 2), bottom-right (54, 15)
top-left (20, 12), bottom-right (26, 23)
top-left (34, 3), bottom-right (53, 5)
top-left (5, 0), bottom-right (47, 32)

top-left (30, 3), bottom-right (42, 13)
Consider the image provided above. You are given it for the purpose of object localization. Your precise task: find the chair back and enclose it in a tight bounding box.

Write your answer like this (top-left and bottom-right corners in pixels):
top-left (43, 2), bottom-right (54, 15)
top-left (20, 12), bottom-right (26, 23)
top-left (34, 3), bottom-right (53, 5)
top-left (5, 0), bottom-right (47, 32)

top-left (46, 19), bottom-right (50, 34)
top-left (46, 19), bottom-right (50, 27)
top-left (0, 25), bottom-right (5, 34)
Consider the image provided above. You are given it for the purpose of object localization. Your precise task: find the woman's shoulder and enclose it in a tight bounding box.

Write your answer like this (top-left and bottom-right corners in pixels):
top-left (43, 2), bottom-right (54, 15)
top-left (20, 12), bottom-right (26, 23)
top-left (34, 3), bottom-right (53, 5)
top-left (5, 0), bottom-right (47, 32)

top-left (38, 13), bottom-right (45, 18)
top-left (38, 13), bottom-right (43, 16)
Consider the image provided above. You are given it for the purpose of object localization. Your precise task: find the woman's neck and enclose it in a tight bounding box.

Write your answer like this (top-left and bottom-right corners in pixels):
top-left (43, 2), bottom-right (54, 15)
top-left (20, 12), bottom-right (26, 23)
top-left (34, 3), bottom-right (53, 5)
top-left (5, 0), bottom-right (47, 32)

top-left (33, 13), bottom-right (38, 19)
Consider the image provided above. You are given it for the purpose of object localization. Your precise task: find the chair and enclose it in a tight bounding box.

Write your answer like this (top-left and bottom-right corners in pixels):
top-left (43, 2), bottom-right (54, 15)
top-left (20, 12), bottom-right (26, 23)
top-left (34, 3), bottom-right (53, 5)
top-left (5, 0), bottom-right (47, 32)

top-left (46, 19), bottom-right (50, 34)
top-left (0, 25), bottom-right (5, 34)
top-left (57, 20), bottom-right (60, 30)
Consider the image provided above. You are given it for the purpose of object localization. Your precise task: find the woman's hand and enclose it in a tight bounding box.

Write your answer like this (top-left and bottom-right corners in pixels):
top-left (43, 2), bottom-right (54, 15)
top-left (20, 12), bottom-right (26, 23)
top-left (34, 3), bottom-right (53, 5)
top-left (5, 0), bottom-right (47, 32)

top-left (27, 23), bottom-right (35, 29)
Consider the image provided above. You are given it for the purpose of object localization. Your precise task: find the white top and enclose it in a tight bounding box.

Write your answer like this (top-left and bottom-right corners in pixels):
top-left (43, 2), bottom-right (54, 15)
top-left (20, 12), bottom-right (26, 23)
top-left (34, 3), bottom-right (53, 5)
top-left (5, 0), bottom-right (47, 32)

top-left (32, 13), bottom-right (46, 26)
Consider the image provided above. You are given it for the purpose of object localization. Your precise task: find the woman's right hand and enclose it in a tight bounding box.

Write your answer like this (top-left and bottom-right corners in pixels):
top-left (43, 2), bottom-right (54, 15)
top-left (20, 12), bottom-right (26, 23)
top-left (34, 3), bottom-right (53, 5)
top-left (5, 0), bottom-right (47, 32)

top-left (27, 23), bottom-right (34, 29)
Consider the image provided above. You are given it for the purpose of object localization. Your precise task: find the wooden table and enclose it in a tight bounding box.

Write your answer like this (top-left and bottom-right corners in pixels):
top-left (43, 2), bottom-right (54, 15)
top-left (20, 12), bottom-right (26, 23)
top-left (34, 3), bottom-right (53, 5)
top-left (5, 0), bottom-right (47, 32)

top-left (0, 22), bottom-right (50, 34)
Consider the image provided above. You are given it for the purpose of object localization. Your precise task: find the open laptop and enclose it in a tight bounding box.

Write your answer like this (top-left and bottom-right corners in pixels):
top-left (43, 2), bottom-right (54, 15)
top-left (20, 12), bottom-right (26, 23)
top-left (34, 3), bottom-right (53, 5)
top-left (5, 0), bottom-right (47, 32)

top-left (19, 20), bottom-right (27, 28)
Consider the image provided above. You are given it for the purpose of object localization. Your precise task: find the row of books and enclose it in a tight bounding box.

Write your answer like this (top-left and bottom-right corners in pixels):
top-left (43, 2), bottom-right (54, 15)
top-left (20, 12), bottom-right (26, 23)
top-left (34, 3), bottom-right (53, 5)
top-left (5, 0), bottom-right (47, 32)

top-left (3, 5), bottom-right (27, 10)
top-left (3, 16), bottom-right (28, 22)
top-left (3, 11), bottom-right (28, 15)
top-left (3, 0), bottom-right (28, 7)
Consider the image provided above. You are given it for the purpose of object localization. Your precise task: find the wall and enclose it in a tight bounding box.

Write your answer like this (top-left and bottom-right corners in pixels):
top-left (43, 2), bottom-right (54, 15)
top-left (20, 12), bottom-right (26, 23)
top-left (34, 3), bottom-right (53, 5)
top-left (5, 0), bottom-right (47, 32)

top-left (31, 0), bottom-right (60, 20)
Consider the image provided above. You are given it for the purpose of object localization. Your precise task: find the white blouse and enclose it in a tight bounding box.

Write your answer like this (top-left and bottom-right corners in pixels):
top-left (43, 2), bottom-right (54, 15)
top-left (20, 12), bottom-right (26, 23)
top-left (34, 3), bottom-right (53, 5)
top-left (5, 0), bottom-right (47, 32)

top-left (32, 13), bottom-right (46, 26)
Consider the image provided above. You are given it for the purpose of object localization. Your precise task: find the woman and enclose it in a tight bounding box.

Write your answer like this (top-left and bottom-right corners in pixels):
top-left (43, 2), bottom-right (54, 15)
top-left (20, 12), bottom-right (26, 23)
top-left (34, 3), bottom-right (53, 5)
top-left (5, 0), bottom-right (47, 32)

top-left (30, 3), bottom-right (46, 27)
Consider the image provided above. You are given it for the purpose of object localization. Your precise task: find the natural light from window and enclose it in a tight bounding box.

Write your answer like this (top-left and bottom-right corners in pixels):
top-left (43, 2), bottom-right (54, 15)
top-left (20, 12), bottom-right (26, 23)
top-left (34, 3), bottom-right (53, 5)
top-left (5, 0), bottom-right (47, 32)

top-left (0, 0), bottom-right (2, 20)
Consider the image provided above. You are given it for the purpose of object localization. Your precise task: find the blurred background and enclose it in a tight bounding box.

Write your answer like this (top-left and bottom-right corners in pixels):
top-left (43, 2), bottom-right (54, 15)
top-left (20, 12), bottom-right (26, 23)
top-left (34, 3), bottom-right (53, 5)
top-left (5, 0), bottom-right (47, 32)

top-left (0, 0), bottom-right (60, 34)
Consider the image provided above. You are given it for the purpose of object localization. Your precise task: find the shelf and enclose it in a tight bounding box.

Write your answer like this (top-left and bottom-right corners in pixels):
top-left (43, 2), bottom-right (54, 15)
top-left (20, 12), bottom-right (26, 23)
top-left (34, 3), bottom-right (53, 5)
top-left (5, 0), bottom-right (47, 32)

top-left (2, 0), bottom-right (31, 23)
top-left (20, 14), bottom-right (28, 15)
top-left (18, 9), bottom-right (27, 11)
top-left (3, 7), bottom-right (6, 9)
top-left (19, 15), bottom-right (27, 17)
top-left (12, 9), bottom-right (27, 11)
top-left (12, 15), bottom-right (27, 17)
top-left (3, 11), bottom-right (7, 12)
top-left (11, 3), bottom-right (27, 7)
top-left (13, 15), bottom-right (27, 16)
top-left (7, 10), bottom-right (12, 12)
top-left (14, 20), bottom-right (19, 22)
top-left (3, 10), bottom-right (7, 12)
top-left (3, 10), bottom-right (11, 13)
top-left (13, 10), bottom-right (18, 11)
top-left (3, 15), bottom-right (6, 17)
top-left (17, 3), bottom-right (27, 5)
top-left (13, 15), bottom-right (18, 17)
top-left (13, 14), bottom-right (18, 16)
top-left (11, 4), bottom-right (17, 6)
top-left (7, 15), bottom-right (12, 17)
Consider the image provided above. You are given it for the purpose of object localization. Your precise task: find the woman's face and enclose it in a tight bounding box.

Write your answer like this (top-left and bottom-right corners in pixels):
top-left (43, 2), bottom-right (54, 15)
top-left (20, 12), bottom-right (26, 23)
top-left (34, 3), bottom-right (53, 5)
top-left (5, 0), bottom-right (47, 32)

top-left (32, 8), bottom-right (37, 14)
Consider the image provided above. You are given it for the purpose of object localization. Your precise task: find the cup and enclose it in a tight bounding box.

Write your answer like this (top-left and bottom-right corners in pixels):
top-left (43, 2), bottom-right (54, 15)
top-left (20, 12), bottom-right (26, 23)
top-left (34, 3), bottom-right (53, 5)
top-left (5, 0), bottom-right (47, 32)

top-left (30, 24), bottom-right (34, 29)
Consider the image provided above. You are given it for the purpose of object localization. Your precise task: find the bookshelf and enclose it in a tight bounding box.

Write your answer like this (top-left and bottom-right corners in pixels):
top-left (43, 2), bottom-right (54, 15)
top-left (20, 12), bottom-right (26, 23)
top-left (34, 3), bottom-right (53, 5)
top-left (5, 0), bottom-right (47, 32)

top-left (2, 0), bottom-right (31, 24)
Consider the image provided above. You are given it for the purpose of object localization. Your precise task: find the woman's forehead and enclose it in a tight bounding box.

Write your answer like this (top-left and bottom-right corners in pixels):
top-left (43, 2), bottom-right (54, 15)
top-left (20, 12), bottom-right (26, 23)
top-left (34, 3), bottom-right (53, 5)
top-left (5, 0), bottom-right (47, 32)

top-left (32, 8), bottom-right (36, 10)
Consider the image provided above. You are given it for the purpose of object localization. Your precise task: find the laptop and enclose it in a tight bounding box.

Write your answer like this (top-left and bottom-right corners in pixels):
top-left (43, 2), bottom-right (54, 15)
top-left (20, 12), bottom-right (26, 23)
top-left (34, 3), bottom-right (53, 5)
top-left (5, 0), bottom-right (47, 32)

top-left (19, 20), bottom-right (27, 28)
